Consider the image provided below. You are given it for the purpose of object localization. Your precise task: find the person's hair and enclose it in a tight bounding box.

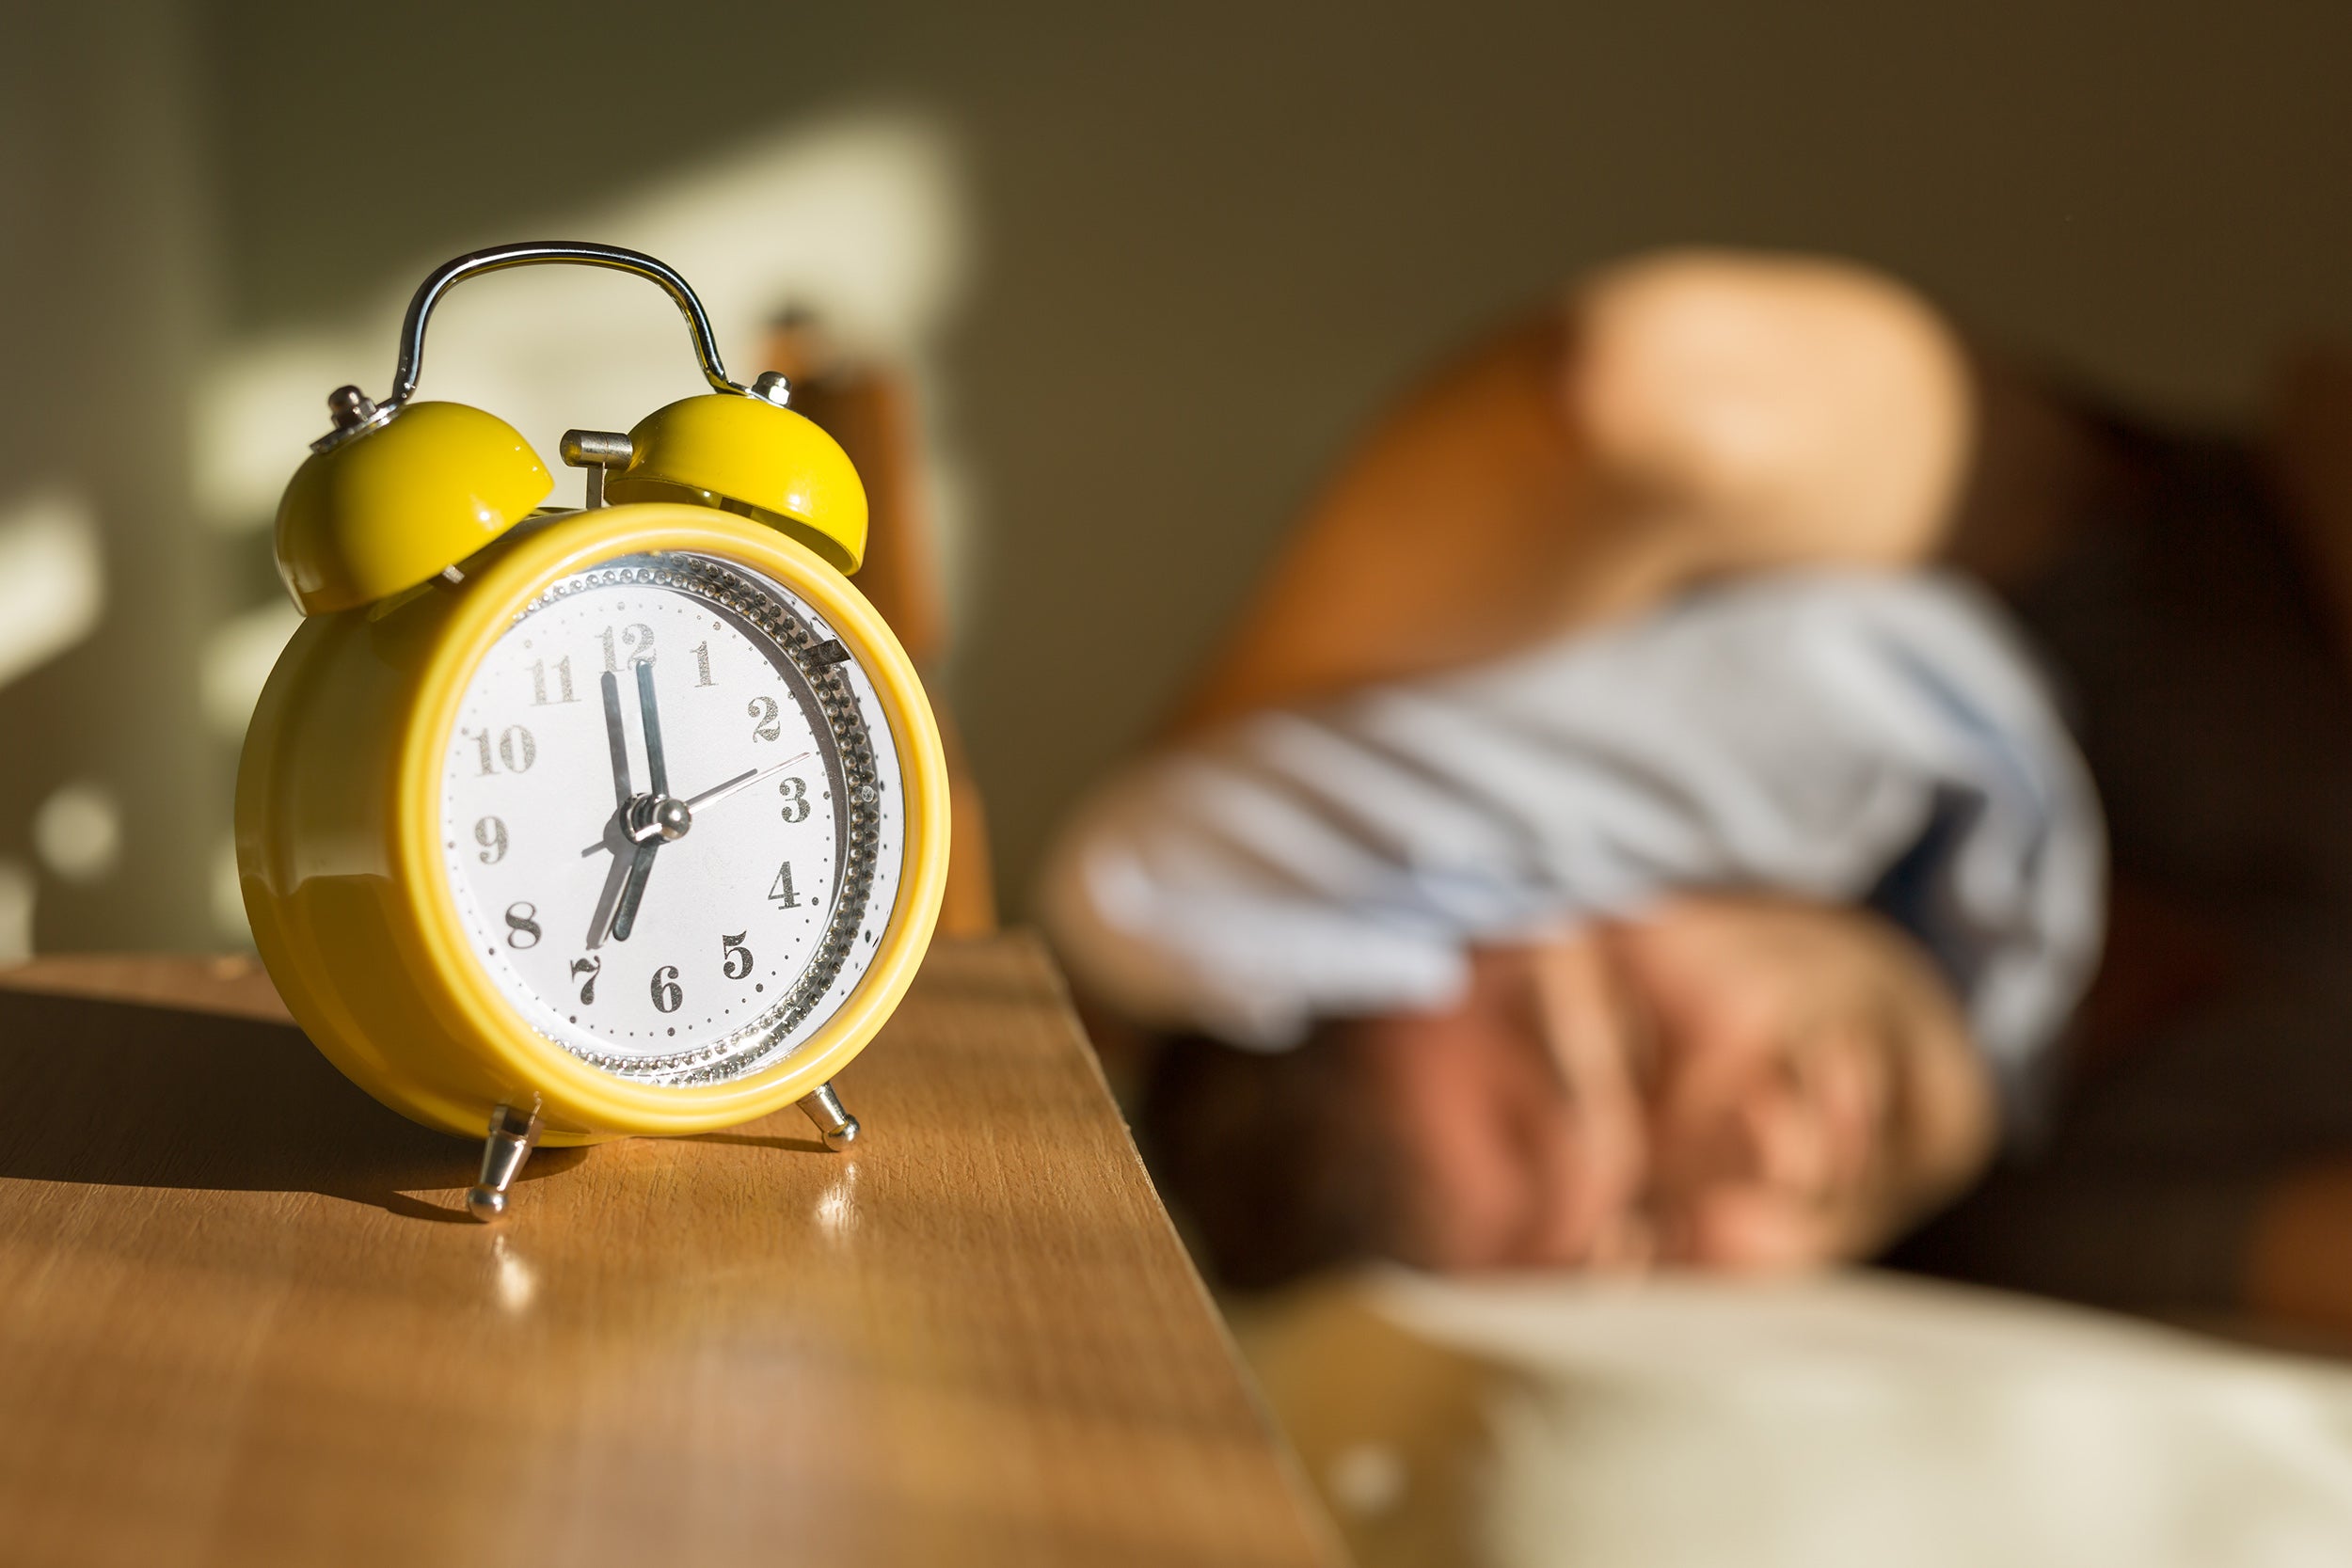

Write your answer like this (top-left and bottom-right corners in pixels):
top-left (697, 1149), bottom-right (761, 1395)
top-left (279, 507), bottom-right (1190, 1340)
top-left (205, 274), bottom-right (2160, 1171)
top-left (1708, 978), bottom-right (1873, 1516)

top-left (1136, 1022), bottom-right (1402, 1291)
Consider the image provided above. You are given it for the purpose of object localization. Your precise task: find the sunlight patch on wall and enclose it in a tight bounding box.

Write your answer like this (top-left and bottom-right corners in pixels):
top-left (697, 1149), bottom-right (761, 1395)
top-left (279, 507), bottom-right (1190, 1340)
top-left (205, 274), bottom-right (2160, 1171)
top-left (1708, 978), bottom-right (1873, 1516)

top-left (0, 860), bottom-right (31, 962)
top-left (0, 489), bottom-right (103, 689)
top-left (212, 834), bottom-right (249, 943)
top-left (193, 339), bottom-right (369, 533)
top-left (201, 598), bottom-right (303, 737)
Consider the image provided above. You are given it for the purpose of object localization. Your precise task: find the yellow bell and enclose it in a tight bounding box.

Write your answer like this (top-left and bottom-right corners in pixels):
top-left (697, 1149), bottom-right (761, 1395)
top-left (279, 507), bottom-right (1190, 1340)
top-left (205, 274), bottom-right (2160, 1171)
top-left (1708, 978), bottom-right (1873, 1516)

top-left (275, 399), bottom-right (552, 616)
top-left (605, 388), bottom-right (868, 574)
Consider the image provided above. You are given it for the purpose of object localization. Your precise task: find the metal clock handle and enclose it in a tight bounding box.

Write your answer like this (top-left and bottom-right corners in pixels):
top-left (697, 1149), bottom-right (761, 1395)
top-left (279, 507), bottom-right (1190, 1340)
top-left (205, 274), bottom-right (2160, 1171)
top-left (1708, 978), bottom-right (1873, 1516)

top-left (388, 241), bottom-right (747, 415)
top-left (320, 241), bottom-right (790, 451)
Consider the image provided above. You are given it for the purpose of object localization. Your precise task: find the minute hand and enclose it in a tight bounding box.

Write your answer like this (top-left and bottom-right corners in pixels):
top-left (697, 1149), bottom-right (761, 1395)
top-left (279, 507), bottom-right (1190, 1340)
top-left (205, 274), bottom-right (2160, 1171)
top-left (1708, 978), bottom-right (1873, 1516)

top-left (637, 658), bottom-right (669, 798)
top-left (577, 752), bottom-right (815, 861)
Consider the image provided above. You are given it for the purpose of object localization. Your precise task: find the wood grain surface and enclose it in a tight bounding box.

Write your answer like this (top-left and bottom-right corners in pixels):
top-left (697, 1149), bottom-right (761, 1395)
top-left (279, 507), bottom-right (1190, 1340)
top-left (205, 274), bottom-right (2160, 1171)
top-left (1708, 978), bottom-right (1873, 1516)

top-left (0, 936), bottom-right (1341, 1568)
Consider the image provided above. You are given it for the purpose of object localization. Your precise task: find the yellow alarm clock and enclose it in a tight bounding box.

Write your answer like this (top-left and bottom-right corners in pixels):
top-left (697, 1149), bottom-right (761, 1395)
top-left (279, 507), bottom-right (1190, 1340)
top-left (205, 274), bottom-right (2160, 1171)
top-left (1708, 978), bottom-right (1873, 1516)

top-left (235, 243), bottom-right (949, 1221)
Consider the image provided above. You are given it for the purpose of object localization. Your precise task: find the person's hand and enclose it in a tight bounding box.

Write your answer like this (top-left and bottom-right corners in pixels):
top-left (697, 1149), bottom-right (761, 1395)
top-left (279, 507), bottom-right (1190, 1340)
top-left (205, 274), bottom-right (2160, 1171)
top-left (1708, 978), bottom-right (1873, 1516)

top-left (1606, 895), bottom-right (1994, 1270)
top-left (1343, 942), bottom-right (1651, 1273)
top-left (1332, 895), bottom-right (1997, 1275)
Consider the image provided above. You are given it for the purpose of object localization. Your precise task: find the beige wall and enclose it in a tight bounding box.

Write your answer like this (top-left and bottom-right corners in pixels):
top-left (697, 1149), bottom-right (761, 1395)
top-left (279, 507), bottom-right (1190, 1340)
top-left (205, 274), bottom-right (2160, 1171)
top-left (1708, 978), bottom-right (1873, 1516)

top-left (0, 5), bottom-right (218, 951)
top-left (10, 0), bottom-right (2352, 946)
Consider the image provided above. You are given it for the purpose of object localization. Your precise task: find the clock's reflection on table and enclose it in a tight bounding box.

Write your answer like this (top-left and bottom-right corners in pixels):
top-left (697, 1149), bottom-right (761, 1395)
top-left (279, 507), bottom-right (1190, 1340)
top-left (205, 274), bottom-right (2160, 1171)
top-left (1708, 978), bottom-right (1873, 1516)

top-left (0, 937), bottom-right (1340, 1568)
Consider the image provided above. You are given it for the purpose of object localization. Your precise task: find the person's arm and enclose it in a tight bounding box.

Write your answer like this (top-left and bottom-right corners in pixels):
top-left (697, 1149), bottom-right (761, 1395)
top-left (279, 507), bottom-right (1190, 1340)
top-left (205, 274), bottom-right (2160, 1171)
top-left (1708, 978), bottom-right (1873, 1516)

top-left (1170, 250), bottom-right (1976, 735)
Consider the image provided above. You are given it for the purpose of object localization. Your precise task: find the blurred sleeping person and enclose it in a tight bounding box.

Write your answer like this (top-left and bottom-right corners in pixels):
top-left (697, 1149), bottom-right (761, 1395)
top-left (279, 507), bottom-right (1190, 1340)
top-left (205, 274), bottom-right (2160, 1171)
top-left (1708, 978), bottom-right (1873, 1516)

top-left (1041, 250), bottom-right (2352, 1334)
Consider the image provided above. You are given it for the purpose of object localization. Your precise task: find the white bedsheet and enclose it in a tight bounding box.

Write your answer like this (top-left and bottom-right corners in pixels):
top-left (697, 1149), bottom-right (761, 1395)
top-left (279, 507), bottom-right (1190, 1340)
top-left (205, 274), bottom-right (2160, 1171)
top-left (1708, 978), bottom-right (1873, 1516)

top-left (1372, 1271), bottom-right (2352, 1567)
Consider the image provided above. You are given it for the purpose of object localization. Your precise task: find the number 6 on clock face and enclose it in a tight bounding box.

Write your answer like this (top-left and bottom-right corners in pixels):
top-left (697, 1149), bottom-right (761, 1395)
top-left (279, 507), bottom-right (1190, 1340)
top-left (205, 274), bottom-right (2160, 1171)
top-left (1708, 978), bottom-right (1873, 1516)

top-left (437, 552), bottom-right (907, 1081)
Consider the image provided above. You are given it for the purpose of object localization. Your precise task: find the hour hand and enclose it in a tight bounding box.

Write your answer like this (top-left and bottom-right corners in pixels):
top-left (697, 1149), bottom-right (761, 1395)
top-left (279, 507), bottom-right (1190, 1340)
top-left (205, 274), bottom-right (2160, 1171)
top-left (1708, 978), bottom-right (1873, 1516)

top-left (600, 669), bottom-right (632, 810)
top-left (582, 813), bottom-right (636, 948)
top-left (610, 840), bottom-right (659, 942)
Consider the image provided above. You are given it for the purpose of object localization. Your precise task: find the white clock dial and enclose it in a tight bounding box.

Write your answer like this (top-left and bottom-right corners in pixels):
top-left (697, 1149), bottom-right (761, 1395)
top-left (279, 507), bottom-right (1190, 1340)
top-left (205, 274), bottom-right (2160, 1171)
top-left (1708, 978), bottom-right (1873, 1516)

top-left (438, 550), bottom-right (906, 1084)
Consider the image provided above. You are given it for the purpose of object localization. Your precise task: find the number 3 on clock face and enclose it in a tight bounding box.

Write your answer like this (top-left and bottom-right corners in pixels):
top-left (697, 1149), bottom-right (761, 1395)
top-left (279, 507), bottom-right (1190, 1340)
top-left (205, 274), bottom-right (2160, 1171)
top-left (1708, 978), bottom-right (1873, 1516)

top-left (437, 551), bottom-right (906, 1085)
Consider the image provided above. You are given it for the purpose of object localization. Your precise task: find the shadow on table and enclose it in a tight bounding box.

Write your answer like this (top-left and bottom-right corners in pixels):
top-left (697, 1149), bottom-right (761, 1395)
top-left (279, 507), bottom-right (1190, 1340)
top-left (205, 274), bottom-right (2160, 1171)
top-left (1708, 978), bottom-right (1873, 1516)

top-left (0, 988), bottom-right (584, 1222)
top-left (691, 1130), bottom-right (831, 1155)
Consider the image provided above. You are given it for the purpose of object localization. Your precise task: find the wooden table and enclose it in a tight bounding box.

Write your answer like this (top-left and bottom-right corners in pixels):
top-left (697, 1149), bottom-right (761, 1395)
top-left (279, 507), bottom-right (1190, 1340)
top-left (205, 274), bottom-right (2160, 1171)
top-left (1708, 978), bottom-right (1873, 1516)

top-left (0, 936), bottom-right (1342, 1568)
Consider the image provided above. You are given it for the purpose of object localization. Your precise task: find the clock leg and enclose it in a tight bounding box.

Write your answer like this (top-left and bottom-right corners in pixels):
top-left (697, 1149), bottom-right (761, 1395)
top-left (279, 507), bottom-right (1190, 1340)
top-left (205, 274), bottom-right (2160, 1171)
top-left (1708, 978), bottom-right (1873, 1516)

top-left (465, 1102), bottom-right (544, 1222)
top-left (798, 1082), bottom-right (861, 1152)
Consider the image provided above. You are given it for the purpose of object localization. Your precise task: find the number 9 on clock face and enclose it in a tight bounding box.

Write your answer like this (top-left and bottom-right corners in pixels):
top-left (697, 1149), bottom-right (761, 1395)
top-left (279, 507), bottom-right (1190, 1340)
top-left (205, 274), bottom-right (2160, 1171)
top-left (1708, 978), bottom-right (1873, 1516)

top-left (438, 551), bottom-right (904, 1085)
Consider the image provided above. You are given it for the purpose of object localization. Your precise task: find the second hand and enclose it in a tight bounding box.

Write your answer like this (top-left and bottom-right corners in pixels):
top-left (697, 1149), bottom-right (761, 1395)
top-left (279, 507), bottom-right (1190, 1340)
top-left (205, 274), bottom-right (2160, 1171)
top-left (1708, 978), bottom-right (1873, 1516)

top-left (580, 752), bottom-right (814, 859)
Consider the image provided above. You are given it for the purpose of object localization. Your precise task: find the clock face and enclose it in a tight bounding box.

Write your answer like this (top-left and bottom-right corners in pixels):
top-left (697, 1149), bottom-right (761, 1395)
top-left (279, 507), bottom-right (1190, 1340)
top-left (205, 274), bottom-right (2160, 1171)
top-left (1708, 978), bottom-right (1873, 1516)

top-left (437, 549), bottom-right (906, 1085)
